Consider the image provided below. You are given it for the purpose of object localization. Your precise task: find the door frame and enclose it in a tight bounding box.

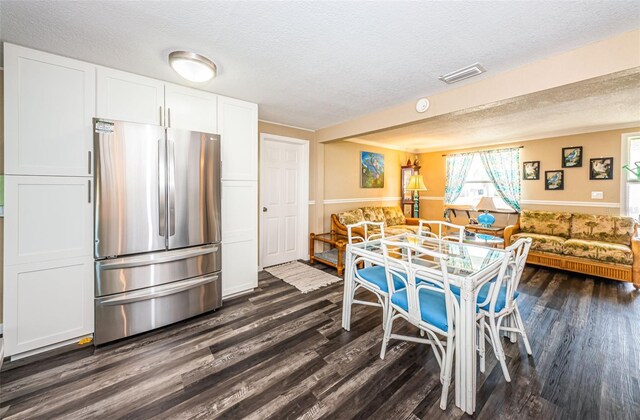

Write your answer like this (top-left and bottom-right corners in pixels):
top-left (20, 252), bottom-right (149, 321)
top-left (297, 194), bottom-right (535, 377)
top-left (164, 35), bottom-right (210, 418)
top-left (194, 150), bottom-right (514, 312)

top-left (259, 133), bottom-right (310, 269)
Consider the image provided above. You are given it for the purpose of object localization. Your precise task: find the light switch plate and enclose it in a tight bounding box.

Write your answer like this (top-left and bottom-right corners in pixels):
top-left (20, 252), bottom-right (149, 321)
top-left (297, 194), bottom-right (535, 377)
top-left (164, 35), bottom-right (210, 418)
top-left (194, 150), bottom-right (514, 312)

top-left (591, 191), bottom-right (604, 199)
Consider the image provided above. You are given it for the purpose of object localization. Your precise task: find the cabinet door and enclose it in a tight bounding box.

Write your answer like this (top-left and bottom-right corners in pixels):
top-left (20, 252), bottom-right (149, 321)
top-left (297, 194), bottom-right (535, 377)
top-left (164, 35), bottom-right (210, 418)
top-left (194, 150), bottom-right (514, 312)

top-left (4, 176), bottom-right (93, 266)
top-left (4, 257), bottom-right (94, 356)
top-left (218, 96), bottom-right (258, 181)
top-left (96, 67), bottom-right (165, 125)
top-left (164, 83), bottom-right (217, 133)
top-left (4, 44), bottom-right (95, 176)
top-left (221, 180), bottom-right (258, 297)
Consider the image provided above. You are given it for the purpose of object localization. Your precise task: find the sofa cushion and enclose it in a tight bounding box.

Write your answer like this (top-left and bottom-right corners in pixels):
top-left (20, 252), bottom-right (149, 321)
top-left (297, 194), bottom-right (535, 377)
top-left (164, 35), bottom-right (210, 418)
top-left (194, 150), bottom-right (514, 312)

top-left (360, 207), bottom-right (386, 223)
top-left (563, 239), bottom-right (633, 265)
top-left (386, 225), bottom-right (420, 236)
top-left (511, 232), bottom-right (565, 254)
top-left (519, 210), bottom-right (572, 238)
top-left (570, 213), bottom-right (636, 246)
top-left (337, 208), bottom-right (365, 226)
top-left (382, 206), bottom-right (406, 227)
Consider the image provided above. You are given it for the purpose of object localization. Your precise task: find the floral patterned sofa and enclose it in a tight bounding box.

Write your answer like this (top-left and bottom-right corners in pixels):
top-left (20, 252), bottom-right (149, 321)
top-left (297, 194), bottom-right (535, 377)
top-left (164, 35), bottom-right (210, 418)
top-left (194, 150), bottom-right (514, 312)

top-left (504, 210), bottom-right (639, 288)
top-left (331, 206), bottom-right (421, 239)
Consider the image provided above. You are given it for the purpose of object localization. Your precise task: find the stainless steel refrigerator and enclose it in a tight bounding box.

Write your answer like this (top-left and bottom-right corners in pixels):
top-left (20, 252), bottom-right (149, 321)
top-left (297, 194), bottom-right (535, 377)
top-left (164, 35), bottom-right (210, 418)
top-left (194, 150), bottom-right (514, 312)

top-left (92, 119), bottom-right (222, 345)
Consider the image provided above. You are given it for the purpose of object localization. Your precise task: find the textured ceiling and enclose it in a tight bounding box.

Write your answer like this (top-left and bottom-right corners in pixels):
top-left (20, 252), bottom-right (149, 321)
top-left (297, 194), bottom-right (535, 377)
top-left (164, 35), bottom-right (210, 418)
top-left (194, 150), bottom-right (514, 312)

top-left (1, 1), bottom-right (639, 129)
top-left (350, 69), bottom-right (640, 152)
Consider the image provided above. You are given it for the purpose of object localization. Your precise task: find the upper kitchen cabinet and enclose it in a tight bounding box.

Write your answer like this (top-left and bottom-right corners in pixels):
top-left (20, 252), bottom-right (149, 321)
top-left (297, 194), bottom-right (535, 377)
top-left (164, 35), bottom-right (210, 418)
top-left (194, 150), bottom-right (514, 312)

top-left (96, 67), bottom-right (165, 125)
top-left (4, 43), bottom-right (95, 176)
top-left (164, 83), bottom-right (217, 133)
top-left (218, 96), bottom-right (258, 181)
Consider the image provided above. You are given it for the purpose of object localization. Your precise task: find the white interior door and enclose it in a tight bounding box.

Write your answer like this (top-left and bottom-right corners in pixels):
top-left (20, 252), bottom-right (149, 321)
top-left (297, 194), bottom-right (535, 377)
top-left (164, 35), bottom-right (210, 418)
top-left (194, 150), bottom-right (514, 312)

top-left (260, 136), bottom-right (308, 268)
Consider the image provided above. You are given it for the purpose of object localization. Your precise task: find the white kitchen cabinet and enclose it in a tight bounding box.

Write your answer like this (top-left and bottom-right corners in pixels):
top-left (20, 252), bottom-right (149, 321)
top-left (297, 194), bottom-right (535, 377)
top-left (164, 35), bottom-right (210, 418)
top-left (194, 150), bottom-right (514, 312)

top-left (4, 257), bottom-right (94, 356)
top-left (218, 96), bottom-right (258, 181)
top-left (96, 67), bottom-right (165, 125)
top-left (221, 180), bottom-right (258, 297)
top-left (4, 176), bottom-right (93, 266)
top-left (4, 44), bottom-right (95, 176)
top-left (165, 83), bottom-right (218, 133)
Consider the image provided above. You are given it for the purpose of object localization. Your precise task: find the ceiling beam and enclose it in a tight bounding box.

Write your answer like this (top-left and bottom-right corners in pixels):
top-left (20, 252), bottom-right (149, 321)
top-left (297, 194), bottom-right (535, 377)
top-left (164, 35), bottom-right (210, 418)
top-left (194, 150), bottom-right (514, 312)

top-left (315, 29), bottom-right (640, 143)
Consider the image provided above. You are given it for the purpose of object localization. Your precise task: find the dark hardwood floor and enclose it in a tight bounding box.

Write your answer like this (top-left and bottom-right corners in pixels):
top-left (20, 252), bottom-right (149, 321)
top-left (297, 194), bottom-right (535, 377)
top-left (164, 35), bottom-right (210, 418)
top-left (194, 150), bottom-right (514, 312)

top-left (1, 263), bottom-right (639, 419)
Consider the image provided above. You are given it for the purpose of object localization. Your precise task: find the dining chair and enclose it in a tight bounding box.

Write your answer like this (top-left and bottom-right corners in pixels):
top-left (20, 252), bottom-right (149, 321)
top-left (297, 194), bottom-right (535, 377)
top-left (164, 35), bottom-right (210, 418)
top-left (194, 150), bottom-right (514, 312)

top-left (379, 239), bottom-right (457, 410)
top-left (477, 237), bottom-right (533, 382)
top-left (345, 221), bottom-right (402, 328)
top-left (418, 220), bottom-right (465, 243)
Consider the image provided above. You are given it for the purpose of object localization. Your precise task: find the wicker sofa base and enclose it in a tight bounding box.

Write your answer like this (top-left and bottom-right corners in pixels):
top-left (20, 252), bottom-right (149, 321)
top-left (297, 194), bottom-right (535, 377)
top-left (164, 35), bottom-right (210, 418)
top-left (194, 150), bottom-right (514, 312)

top-left (526, 250), bottom-right (636, 285)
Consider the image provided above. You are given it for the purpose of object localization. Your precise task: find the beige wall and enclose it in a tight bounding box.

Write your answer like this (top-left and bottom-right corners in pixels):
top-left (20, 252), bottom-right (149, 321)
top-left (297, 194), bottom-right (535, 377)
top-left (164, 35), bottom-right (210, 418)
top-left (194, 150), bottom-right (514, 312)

top-left (322, 141), bottom-right (406, 231)
top-left (417, 127), bottom-right (639, 224)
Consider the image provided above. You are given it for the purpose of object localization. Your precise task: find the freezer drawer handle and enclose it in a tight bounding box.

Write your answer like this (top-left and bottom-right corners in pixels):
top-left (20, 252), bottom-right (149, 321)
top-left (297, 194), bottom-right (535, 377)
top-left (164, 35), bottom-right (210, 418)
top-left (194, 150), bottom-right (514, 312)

top-left (99, 274), bottom-right (219, 306)
top-left (97, 245), bottom-right (219, 270)
top-left (88, 180), bottom-right (92, 203)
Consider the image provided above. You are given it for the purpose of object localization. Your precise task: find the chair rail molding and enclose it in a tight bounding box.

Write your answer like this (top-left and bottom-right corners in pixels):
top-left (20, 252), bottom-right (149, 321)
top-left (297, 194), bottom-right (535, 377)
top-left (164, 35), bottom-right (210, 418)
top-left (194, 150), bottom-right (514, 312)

top-left (418, 197), bottom-right (620, 208)
top-left (520, 199), bottom-right (620, 208)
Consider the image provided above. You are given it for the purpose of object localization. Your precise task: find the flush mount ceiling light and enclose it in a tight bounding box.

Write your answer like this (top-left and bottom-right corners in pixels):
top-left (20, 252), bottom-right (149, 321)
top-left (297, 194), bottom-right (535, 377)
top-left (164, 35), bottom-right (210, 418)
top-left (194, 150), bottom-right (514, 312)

top-left (169, 51), bottom-right (217, 83)
top-left (439, 63), bottom-right (486, 84)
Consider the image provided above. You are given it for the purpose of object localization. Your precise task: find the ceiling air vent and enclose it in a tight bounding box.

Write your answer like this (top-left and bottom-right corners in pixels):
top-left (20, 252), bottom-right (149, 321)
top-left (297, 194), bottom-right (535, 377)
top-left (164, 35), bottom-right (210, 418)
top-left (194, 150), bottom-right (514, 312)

top-left (438, 63), bottom-right (486, 84)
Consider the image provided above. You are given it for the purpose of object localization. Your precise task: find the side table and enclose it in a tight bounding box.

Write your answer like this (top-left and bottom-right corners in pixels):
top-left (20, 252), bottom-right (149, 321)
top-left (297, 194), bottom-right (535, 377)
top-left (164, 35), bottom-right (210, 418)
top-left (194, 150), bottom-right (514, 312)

top-left (465, 224), bottom-right (505, 237)
top-left (309, 232), bottom-right (348, 276)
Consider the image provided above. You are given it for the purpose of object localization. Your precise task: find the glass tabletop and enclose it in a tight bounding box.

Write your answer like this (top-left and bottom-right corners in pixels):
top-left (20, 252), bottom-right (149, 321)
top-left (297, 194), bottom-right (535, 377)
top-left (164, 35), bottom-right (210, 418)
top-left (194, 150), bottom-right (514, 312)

top-left (348, 233), bottom-right (506, 278)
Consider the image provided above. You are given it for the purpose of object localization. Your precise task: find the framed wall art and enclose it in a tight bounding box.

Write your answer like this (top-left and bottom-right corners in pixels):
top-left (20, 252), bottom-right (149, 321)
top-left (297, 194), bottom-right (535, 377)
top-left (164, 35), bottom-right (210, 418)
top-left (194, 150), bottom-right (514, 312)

top-left (360, 151), bottom-right (385, 188)
top-left (562, 146), bottom-right (582, 168)
top-left (523, 161), bottom-right (540, 180)
top-left (545, 170), bottom-right (564, 190)
top-left (589, 157), bottom-right (613, 180)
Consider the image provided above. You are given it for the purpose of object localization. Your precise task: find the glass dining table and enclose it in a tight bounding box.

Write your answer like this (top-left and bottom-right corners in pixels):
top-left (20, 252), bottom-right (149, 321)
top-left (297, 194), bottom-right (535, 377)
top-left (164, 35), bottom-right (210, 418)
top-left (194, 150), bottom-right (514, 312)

top-left (342, 233), bottom-right (508, 415)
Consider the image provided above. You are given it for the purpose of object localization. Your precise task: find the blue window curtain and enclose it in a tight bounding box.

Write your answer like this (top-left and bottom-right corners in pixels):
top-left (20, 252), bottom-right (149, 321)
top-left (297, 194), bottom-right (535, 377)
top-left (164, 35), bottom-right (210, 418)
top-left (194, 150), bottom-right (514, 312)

top-left (479, 148), bottom-right (522, 212)
top-left (443, 153), bottom-right (474, 219)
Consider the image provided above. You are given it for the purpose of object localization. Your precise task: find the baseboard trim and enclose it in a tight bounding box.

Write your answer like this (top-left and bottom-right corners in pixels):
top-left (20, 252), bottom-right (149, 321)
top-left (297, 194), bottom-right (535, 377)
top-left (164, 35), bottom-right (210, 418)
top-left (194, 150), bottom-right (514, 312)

top-left (323, 197), bottom-right (401, 205)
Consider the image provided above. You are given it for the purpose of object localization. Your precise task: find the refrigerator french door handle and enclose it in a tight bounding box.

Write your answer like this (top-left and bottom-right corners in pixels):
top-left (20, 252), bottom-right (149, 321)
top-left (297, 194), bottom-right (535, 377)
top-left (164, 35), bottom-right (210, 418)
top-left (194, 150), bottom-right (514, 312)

top-left (168, 139), bottom-right (176, 236)
top-left (158, 139), bottom-right (166, 237)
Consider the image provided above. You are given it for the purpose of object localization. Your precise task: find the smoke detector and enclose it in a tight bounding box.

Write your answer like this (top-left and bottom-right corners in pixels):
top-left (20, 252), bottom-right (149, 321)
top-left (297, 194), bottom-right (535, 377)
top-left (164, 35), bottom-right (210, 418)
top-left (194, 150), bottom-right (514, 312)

top-left (439, 63), bottom-right (486, 84)
top-left (415, 98), bottom-right (430, 113)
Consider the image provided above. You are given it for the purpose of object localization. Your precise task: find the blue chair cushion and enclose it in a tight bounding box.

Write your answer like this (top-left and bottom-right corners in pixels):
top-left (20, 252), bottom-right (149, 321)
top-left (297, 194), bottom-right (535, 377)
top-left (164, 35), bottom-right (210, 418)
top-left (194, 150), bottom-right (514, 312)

top-left (476, 282), bottom-right (518, 312)
top-left (447, 275), bottom-right (517, 312)
top-left (356, 265), bottom-right (406, 293)
top-left (390, 288), bottom-right (459, 332)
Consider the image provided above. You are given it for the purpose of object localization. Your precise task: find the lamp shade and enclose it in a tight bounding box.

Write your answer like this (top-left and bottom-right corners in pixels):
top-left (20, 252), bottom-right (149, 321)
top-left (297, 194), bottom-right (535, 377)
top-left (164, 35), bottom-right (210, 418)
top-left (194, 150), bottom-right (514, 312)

top-left (406, 175), bottom-right (428, 191)
top-left (476, 196), bottom-right (497, 211)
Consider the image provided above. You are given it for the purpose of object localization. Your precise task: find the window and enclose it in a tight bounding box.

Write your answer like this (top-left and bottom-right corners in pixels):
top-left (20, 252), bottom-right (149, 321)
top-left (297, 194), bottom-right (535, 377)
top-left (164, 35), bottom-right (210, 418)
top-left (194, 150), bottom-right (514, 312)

top-left (622, 134), bottom-right (640, 218)
top-left (452, 154), bottom-right (513, 210)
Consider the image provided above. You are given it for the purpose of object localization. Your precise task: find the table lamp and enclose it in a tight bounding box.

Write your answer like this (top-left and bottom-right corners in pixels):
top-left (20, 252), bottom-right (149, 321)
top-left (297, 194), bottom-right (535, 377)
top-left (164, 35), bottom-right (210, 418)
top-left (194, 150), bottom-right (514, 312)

top-left (476, 196), bottom-right (497, 227)
top-left (406, 174), bottom-right (428, 218)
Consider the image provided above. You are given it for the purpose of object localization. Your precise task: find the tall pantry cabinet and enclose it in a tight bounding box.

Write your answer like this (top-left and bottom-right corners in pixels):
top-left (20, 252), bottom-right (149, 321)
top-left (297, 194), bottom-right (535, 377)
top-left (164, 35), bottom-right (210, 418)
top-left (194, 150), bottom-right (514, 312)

top-left (3, 44), bottom-right (95, 356)
top-left (3, 43), bottom-right (259, 358)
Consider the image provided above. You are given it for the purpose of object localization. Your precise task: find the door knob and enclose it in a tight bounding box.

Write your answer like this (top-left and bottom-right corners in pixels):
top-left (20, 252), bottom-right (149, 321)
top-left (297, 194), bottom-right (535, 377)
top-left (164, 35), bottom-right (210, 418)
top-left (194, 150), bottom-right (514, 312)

top-left (263, 207), bottom-right (267, 212)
